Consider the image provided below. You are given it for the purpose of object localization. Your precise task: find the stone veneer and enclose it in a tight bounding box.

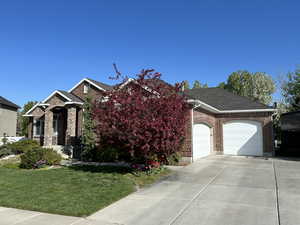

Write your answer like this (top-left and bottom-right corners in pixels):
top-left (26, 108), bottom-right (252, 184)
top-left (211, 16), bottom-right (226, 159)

top-left (44, 110), bottom-right (53, 146)
top-left (66, 106), bottom-right (77, 145)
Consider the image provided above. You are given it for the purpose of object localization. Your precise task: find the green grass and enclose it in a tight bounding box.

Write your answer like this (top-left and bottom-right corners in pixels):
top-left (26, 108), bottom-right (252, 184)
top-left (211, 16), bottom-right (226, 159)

top-left (0, 155), bottom-right (21, 168)
top-left (0, 164), bottom-right (170, 217)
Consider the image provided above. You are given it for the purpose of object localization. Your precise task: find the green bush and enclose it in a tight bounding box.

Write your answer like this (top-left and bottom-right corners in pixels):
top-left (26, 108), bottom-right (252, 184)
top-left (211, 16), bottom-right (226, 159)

top-left (93, 146), bottom-right (119, 162)
top-left (0, 146), bottom-right (14, 158)
top-left (167, 152), bottom-right (182, 165)
top-left (91, 146), bottom-right (132, 162)
top-left (7, 139), bottom-right (40, 154)
top-left (43, 148), bottom-right (63, 165)
top-left (20, 148), bottom-right (62, 169)
top-left (1, 136), bottom-right (8, 145)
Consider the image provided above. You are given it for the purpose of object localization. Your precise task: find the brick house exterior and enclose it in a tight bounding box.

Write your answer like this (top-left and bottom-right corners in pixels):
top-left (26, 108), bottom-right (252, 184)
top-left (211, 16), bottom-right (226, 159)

top-left (24, 78), bottom-right (275, 162)
top-left (25, 78), bottom-right (111, 147)
top-left (182, 108), bottom-right (273, 160)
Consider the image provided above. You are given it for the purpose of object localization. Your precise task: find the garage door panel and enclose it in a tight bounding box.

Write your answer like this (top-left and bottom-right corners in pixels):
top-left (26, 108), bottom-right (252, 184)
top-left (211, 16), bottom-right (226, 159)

top-left (223, 121), bottom-right (263, 156)
top-left (193, 124), bottom-right (211, 160)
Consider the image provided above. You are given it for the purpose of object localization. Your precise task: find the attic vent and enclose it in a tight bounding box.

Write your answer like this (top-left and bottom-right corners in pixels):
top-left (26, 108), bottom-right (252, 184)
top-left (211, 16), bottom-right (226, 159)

top-left (84, 84), bottom-right (89, 94)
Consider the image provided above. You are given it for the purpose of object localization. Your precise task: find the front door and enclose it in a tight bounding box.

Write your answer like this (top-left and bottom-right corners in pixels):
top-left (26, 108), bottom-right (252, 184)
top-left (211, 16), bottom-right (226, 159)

top-left (52, 108), bottom-right (67, 145)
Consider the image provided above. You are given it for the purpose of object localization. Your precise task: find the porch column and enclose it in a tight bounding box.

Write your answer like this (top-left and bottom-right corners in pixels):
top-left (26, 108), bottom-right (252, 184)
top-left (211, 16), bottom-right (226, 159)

top-left (66, 107), bottom-right (77, 145)
top-left (44, 110), bottom-right (53, 146)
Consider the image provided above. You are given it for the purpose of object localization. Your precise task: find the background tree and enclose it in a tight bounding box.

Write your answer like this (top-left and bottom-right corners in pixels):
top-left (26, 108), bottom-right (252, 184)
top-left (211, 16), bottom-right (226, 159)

top-left (218, 70), bottom-right (275, 105)
top-left (217, 82), bottom-right (227, 89)
top-left (19, 101), bottom-right (37, 137)
top-left (272, 101), bottom-right (288, 140)
top-left (281, 67), bottom-right (300, 111)
top-left (192, 80), bottom-right (208, 89)
top-left (94, 69), bottom-right (189, 164)
top-left (183, 80), bottom-right (190, 90)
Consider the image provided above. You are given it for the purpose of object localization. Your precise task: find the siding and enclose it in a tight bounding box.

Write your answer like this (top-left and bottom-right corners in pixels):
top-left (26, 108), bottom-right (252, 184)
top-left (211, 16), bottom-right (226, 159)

top-left (0, 105), bottom-right (18, 136)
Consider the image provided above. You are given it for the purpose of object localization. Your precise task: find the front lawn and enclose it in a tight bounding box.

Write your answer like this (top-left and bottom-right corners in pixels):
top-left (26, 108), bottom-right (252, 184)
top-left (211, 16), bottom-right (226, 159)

top-left (0, 164), bottom-right (170, 217)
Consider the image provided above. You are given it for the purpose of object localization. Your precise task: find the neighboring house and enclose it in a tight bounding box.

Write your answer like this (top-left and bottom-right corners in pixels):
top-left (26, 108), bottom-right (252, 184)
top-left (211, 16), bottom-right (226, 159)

top-left (0, 96), bottom-right (20, 137)
top-left (24, 78), bottom-right (275, 162)
top-left (280, 111), bottom-right (300, 151)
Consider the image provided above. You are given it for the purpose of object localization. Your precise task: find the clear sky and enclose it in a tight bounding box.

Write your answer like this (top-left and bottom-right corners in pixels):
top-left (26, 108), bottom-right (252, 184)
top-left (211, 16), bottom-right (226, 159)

top-left (1, 0), bottom-right (299, 107)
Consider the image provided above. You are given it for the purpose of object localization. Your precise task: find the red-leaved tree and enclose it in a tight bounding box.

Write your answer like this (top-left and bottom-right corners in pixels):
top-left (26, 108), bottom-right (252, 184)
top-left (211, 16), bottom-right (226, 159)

top-left (93, 69), bottom-right (189, 164)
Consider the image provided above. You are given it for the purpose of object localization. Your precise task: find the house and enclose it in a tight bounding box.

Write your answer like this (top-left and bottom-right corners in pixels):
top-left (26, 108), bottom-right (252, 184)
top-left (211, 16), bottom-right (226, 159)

top-left (0, 96), bottom-right (20, 137)
top-left (182, 88), bottom-right (275, 162)
top-left (279, 111), bottom-right (300, 153)
top-left (24, 78), bottom-right (275, 162)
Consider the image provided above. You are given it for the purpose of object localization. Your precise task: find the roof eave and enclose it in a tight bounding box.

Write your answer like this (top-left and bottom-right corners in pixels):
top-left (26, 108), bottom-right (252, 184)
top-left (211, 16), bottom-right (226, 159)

top-left (218, 109), bottom-right (276, 113)
top-left (68, 78), bottom-right (106, 93)
top-left (187, 98), bottom-right (276, 114)
top-left (42, 90), bottom-right (72, 103)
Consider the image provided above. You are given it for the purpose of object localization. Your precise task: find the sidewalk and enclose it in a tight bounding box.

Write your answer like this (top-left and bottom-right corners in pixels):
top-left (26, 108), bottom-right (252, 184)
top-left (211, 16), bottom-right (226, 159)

top-left (0, 207), bottom-right (116, 225)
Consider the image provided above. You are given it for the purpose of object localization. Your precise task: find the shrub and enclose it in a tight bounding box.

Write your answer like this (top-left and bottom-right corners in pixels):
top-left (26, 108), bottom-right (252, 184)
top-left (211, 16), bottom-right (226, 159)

top-left (93, 69), bottom-right (189, 164)
top-left (166, 152), bottom-right (182, 165)
top-left (20, 148), bottom-right (62, 169)
top-left (43, 148), bottom-right (63, 165)
top-left (7, 139), bottom-right (40, 154)
top-left (0, 146), bottom-right (14, 158)
top-left (1, 136), bottom-right (8, 145)
top-left (93, 146), bottom-right (119, 162)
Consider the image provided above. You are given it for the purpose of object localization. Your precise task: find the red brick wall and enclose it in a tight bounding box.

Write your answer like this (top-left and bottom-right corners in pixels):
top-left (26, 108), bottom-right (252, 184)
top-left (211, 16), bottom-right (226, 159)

top-left (181, 109), bottom-right (192, 157)
top-left (71, 81), bottom-right (105, 102)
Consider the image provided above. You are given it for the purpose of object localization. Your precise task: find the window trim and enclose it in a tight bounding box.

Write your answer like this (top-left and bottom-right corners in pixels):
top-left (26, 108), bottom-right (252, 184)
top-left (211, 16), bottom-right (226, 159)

top-left (33, 118), bottom-right (44, 137)
top-left (83, 84), bottom-right (89, 94)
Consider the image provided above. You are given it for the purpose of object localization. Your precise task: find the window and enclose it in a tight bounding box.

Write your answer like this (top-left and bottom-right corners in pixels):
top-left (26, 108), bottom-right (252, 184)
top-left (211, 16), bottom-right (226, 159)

top-left (84, 84), bottom-right (89, 94)
top-left (34, 118), bottom-right (44, 136)
top-left (53, 114), bottom-right (59, 135)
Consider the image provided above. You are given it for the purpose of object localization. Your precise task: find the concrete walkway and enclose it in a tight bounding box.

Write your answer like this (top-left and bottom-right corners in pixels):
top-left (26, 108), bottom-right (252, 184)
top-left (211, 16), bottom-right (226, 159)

top-left (1, 155), bottom-right (300, 225)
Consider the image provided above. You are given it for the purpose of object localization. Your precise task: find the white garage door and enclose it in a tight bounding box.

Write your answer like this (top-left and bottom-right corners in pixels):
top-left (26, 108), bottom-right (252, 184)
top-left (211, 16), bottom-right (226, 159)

top-left (193, 124), bottom-right (211, 160)
top-left (223, 120), bottom-right (263, 156)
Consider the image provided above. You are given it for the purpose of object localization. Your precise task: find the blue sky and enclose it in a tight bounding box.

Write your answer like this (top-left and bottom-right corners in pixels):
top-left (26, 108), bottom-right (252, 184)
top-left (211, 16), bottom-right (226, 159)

top-left (1, 0), bottom-right (299, 107)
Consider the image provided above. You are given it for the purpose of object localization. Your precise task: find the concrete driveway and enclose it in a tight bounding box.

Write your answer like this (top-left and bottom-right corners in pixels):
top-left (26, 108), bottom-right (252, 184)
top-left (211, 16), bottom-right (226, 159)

top-left (1, 155), bottom-right (300, 225)
top-left (90, 155), bottom-right (300, 225)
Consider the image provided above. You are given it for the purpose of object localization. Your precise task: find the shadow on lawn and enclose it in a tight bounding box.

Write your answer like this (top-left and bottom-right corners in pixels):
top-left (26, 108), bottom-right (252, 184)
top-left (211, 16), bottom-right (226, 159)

top-left (67, 164), bottom-right (133, 174)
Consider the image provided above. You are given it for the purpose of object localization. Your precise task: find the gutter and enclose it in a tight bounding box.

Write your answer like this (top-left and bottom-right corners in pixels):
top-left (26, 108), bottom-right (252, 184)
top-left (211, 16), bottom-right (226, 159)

top-left (187, 99), bottom-right (276, 114)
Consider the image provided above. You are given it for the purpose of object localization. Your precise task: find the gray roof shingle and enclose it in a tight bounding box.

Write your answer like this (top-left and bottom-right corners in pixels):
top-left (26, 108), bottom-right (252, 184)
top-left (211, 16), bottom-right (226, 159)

top-left (86, 78), bottom-right (113, 91)
top-left (0, 96), bottom-right (20, 109)
top-left (184, 88), bottom-right (272, 111)
top-left (58, 90), bottom-right (84, 103)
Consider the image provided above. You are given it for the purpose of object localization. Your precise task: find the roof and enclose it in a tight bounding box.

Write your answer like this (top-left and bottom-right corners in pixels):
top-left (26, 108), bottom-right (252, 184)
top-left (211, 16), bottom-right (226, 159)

top-left (58, 90), bottom-right (84, 103)
top-left (86, 78), bottom-right (113, 91)
top-left (281, 110), bottom-right (300, 117)
top-left (281, 111), bottom-right (300, 131)
top-left (0, 96), bottom-right (20, 109)
top-left (69, 78), bottom-right (113, 93)
top-left (116, 78), bottom-right (174, 94)
top-left (184, 88), bottom-right (273, 111)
